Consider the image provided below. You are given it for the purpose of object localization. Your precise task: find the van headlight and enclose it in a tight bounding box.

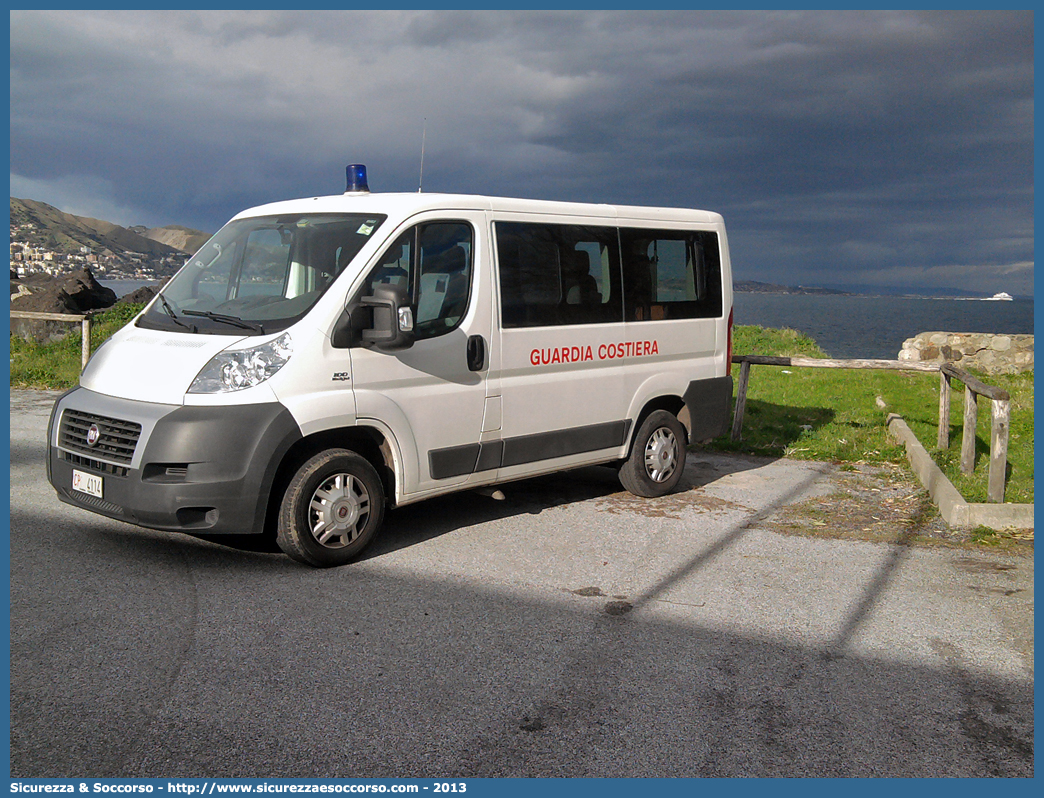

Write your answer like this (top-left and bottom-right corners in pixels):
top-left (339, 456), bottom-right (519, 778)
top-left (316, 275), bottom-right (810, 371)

top-left (188, 333), bottom-right (293, 393)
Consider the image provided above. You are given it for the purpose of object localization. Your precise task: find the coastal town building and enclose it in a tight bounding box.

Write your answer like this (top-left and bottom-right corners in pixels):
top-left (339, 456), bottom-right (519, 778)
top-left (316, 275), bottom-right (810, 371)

top-left (9, 221), bottom-right (186, 281)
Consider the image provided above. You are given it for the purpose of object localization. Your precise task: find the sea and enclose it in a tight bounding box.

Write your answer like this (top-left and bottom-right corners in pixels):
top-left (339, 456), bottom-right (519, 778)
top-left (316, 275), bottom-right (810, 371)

top-left (101, 280), bottom-right (1035, 361)
top-left (101, 280), bottom-right (160, 299)
top-left (733, 293), bottom-right (1035, 359)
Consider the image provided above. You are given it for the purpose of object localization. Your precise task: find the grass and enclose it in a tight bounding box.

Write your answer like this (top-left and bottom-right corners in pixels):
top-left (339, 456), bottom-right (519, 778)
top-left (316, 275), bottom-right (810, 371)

top-left (9, 302), bottom-right (145, 390)
top-left (710, 325), bottom-right (1034, 505)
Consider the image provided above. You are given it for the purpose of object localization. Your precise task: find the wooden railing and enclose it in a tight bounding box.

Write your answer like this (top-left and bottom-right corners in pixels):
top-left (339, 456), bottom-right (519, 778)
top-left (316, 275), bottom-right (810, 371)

top-left (937, 363), bottom-right (1010, 503)
top-left (10, 310), bottom-right (95, 369)
top-left (729, 354), bottom-right (1012, 503)
top-left (730, 355), bottom-right (937, 442)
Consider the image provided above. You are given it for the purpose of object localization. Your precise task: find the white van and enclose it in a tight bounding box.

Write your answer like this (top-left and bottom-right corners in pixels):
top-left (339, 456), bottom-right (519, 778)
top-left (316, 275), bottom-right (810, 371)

top-left (47, 166), bottom-right (734, 567)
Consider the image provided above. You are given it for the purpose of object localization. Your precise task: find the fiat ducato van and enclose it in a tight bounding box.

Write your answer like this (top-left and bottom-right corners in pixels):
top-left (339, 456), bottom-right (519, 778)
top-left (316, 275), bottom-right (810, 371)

top-left (47, 165), bottom-right (734, 566)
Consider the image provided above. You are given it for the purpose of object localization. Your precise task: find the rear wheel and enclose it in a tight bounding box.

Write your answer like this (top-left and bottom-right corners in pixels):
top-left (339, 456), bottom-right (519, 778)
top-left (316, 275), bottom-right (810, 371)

top-left (277, 449), bottom-right (385, 567)
top-left (618, 410), bottom-right (687, 497)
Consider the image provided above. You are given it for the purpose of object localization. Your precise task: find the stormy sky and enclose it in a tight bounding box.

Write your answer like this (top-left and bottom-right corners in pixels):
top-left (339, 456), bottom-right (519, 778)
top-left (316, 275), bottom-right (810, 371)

top-left (9, 9), bottom-right (1034, 296)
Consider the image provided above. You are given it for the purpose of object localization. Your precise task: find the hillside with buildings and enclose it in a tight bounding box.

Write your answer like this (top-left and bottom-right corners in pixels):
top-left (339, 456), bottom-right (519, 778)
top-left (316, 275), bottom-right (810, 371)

top-left (9, 197), bottom-right (209, 282)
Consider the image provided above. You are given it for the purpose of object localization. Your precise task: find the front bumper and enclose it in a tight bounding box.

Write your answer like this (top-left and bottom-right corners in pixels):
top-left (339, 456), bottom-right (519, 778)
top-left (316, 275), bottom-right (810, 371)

top-left (47, 387), bottom-right (302, 535)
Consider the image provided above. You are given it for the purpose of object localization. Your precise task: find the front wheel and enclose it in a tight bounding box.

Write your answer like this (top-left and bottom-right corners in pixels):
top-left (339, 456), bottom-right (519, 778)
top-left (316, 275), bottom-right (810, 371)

top-left (277, 449), bottom-right (385, 567)
top-left (618, 410), bottom-right (687, 498)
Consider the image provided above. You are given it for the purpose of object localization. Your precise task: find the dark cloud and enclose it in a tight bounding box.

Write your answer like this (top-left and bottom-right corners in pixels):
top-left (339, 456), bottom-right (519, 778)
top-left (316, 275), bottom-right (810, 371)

top-left (9, 10), bottom-right (1033, 294)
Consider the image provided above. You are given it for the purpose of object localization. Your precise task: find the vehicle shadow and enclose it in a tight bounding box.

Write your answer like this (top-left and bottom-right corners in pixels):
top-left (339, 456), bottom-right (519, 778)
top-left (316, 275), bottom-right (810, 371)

top-left (185, 450), bottom-right (784, 561)
top-left (366, 451), bottom-right (780, 560)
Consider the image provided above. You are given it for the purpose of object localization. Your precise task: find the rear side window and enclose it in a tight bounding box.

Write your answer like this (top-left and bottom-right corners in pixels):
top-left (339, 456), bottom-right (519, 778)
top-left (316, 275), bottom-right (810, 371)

top-left (619, 229), bottom-right (722, 321)
top-left (495, 222), bottom-right (622, 327)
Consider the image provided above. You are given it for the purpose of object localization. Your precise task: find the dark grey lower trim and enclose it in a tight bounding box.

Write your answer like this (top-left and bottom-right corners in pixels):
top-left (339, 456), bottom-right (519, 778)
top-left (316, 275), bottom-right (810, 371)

top-left (475, 440), bottom-right (504, 472)
top-left (138, 402), bottom-right (303, 534)
top-left (683, 375), bottom-right (734, 442)
top-left (45, 386), bottom-right (78, 486)
top-left (428, 443), bottom-right (481, 481)
top-left (48, 391), bottom-right (303, 536)
top-left (428, 419), bottom-right (631, 480)
top-left (501, 420), bottom-right (631, 467)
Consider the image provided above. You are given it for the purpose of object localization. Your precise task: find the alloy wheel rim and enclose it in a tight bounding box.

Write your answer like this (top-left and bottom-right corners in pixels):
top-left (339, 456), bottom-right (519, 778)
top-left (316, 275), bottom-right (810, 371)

top-left (644, 427), bottom-right (678, 482)
top-left (308, 473), bottom-right (370, 548)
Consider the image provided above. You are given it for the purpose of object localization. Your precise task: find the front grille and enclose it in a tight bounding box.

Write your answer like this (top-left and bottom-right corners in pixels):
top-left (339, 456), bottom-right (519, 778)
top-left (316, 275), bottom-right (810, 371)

top-left (59, 409), bottom-right (142, 465)
top-left (63, 452), bottom-right (130, 478)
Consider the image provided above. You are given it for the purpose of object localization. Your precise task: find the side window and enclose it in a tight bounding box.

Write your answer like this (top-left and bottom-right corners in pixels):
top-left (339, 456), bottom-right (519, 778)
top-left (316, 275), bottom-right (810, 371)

top-left (619, 229), bottom-right (722, 321)
top-left (364, 231), bottom-right (412, 294)
top-left (416, 222), bottom-right (472, 337)
top-left (495, 222), bottom-right (622, 328)
top-left (358, 221), bottom-right (473, 340)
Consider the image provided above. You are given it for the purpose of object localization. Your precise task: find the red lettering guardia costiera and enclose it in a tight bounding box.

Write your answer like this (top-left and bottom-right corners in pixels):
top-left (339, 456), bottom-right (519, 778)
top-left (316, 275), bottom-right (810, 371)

top-left (529, 346), bottom-right (594, 365)
top-left (530, 340), bottom-right (658, 365)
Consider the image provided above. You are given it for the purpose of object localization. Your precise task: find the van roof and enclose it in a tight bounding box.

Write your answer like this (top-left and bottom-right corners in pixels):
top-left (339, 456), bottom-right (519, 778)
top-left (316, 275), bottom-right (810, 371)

top-left (231, 191), bottom-right (724, 226)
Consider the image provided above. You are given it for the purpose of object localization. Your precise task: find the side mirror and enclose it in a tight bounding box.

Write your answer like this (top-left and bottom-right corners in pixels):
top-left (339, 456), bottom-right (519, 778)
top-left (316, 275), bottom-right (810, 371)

top-left (360, 284), bottom-right (415, 351)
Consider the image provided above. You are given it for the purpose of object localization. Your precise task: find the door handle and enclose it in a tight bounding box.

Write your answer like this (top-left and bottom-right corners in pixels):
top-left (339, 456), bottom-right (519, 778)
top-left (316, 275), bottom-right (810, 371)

top-left (467, 335), bottom-right (487, 372)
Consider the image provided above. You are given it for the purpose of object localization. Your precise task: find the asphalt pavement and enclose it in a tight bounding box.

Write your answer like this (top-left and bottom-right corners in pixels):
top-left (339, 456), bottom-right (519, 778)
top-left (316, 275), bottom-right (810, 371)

top-left (9, 389), bottom-right (1034, 778)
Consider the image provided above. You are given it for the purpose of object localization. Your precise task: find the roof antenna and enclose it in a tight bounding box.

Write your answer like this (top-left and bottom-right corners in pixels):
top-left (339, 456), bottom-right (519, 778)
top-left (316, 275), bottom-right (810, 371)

top-left (418, 118), bottom-right (427, 193)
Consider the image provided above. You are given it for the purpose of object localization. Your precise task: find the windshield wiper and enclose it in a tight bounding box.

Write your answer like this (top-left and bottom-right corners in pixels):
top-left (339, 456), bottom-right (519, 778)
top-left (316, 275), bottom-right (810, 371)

top-left (157, 293), bottom-right (196, 332)
top-left (183, 310), bottom-right (264, 333)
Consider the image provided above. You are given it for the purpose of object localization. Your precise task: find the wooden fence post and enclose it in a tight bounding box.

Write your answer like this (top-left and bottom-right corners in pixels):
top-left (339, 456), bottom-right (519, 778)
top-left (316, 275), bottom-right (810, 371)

top-left (988, 398), bottom-right (1010, 503)
top-left (937, 369), bottom-right (951, 449)
top-left (10, 310), bottom-right (92, 369)
top-left (960, 385), bottom-right (978, 474)
top-left (731, 359), bottom-right (751, 441)
top-left (81, 315), bottom-right (92, 371)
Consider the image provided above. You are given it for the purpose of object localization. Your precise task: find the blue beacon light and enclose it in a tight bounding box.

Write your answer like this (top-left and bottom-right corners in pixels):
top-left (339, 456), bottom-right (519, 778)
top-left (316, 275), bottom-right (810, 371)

top-left (345, 164), bottom-right (369, 193)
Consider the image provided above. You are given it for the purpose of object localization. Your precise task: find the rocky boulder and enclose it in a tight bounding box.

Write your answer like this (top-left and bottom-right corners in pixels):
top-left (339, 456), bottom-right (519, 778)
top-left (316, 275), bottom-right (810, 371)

top-left (898, 331), bottom-right (1034, 375)
top-left (10, 267), bottom-right (118, 343)
top-left (118, 283), bottom-right (165, 306)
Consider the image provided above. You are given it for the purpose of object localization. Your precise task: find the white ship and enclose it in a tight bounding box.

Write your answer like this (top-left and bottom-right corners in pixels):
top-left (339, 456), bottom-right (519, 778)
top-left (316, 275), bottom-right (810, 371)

top-left (983, 292), bottom-right (1014, 301)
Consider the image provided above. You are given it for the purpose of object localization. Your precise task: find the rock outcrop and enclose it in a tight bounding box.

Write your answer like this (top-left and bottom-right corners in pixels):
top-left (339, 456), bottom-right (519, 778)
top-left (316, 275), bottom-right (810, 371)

top-left (10, 267), bottom-right (118, 343)
top-left (898, 332), bottom-right (1034, 375)
top-left (118, 284), bottom-right (160, 305)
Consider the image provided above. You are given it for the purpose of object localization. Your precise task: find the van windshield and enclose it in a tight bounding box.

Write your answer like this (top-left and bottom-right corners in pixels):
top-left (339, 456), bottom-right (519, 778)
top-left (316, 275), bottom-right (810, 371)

top-left (137, 213), bottom-right (386, 335)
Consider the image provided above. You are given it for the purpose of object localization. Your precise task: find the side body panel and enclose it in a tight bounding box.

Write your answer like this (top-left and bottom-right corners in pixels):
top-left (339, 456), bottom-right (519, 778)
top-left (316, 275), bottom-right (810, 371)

top-left (490, 212), bottom-right (732, 482)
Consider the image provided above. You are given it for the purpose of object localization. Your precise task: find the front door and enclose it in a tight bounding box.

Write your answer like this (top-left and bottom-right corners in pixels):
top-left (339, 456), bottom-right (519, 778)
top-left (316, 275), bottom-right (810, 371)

top-left (348, 212), bottom-right (493, 496)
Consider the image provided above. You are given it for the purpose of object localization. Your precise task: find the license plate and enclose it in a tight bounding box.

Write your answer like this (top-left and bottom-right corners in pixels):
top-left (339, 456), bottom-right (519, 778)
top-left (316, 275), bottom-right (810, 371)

top-left (72, 469), bottom-right (103, 498)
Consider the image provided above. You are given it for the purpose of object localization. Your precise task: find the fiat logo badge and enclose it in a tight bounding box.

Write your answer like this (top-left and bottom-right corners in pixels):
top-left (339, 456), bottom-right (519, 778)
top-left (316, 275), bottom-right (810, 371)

top-left (86, 424), bottom-right (101, 447)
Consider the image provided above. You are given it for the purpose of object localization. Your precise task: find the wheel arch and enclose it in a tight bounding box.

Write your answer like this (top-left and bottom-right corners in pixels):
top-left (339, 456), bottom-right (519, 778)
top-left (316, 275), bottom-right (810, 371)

top-left (628, 395), bottom-right (689, 456)
top-left (262, 424), bottom-right (398, 539)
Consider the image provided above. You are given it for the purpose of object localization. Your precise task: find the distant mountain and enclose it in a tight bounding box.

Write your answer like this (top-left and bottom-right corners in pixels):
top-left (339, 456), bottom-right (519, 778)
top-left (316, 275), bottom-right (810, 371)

top-left (806, 282), bottom-right (1023, 300)
top-left (735, 280), bottom-right (854, 296)
top-left (10, 197), bottom-right (209, 258)
top-left (129, 223), bottom-right (211, 255)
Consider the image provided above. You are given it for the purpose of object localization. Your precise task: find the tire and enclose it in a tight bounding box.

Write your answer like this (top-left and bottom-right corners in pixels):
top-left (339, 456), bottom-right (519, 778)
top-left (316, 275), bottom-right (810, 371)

top-left (276, 449), bottom-right (385, 567)
top-left (618, 410), bottom-right (687, 498)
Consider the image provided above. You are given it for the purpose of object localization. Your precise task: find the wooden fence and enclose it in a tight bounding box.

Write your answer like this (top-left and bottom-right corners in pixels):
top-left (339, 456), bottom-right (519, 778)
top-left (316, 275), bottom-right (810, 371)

top-left (937, 363), bottom-right (1010, 503)
top-left (730, 354), bottom-right (1012, 503)
top-left (730, 355), bottom-right (937, 442)
top-left (10, 310), bottom-right (95, 370)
